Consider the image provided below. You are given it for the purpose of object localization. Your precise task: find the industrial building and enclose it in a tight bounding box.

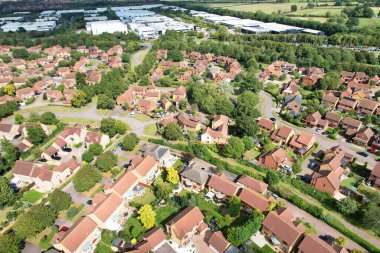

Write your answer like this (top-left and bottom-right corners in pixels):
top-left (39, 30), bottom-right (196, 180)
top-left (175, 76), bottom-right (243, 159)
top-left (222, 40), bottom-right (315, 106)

top-left (86, 20), bottom-right (129, 35)
top-left (84, 16), bottom-right (108, 22)
top-left (1, 21), bottom-right (56, 32)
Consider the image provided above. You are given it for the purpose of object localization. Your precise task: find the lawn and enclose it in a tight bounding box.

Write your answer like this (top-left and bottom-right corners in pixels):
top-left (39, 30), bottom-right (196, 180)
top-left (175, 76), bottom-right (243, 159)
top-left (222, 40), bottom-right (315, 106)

top-left (20, 190), bottom-right (44, 203)
top-left (130, 189), bottom-right (157, 207)
top-left (244, 149), bottom-right (261, 160)
top-left (289, 6), bottom-right (344, 16)
top-left (59, 117), bottom-right (100, 126)
top-left (156, 205), bottom-right (179, 227)
top-left (204, 2), bottom-right (309, 14)
top-left (143, 123), bottom-right (157, 135)
top-left (134, 113), bottom-right (152, 122)
top-left (39, 226), bottom-right (58, 250)
top-left (65, 204), bottom-right (86, 221)
top-left (95, 230), bottom-right (116, 253)
top-left (341, 177), bottom-right (357, 188)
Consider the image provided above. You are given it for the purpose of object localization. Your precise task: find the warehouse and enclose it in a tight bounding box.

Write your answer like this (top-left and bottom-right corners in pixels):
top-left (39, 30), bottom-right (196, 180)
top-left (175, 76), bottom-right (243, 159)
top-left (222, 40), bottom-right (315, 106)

top-left (86, 20), bottom-right (129, 35)
top-left (1, 21), bottom-right (56, 32)
top-left (220, 19), bottom-right (263, 28)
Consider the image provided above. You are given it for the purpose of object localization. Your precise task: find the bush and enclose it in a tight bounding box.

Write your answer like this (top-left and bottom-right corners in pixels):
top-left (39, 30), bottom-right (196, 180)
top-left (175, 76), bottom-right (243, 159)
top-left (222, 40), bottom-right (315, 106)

top-left (163, 122), bottom-right (183, 140)
top-left (82, 150), bottom-right (94, 162)
top-left (95, 151), bottom-right (118, 172)
top-left (265, 171), bottom-right (280, 185)
top-left (88, 143), bottom-right (103, 156)
top-left (48, 189), bottom-right (72, 211)
top-left (40, 112), bottom-right (58, 125)
top-left (121, 133), bottom-right (139, 151)
top-left (73, 165), bottom-right (101, 192)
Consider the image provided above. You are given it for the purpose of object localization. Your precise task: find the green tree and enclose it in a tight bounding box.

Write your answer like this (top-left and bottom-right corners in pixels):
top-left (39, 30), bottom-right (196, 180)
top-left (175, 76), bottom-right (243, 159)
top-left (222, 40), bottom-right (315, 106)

top-left (114, 120), bottom-right (128, 135)
top-left (166, 167), bottom-right (179, 184)
top-left (48, 189), bottom-right (72, 211)
top-left (242, 136), bottom-right (254, 151)
top-left (163, 122), bottom-right (183, 140)
top-left (334, 237), bottom-right (347, 247)
top-left (40, 112), bottom-right (58, 125)
top-left (26, 125), bottom-right (47, 145)
top-left (228, 195), bottom-right (241, 217)
top-left (14, 114), bottom-right (25, 124)
top-left (0, 177), bottom-right (16, 208)
top-left (153, 181), bottom-right (173, 199)
top-left (89, 143), bottom-right (103, 156)
top-left (95, 151), bottom-right (118, 172)
top-left (337, 197), bottom-right (358, 215)
top-left (0, 233), bottom-right (21, 253)
top-left (71, 90), bottom-right (87, 108)
top-left (291, 4), bottom-right (298, 12)
top-left (73, 164), bottom-right (101, 192)
top-left (100, 117), bottom-right (128, 137)
top-left (138, 204), bottom-right (156, 229)
top-left (0, 140), bottom-right (19, 174)
top-left (13, 204), bottom-right (56, 238)
top-left (75, 72), bottom-right (86, 89)
top-left (223, 137), bottom-right (245, 159)
top-left (226, 211), bottom-right (264, 246)
top-left (265, 170), bottom-right (280, 185)
top-left (121, 133), bottom-right (139, 151)
top-left (361, 204), bottom-right (380, 231)
top-left (167, 49), bottom-right (184, 62)
top-left (235, 72), bottom-right (263, 94)
top-left (97, 94), bottom-right (115, 110)
top-left (82, 150), bottom-right (94, 163)
top-left (3, 84), bottom-right (16, 96)
top-left (317, 71), bottom-right (340, 90)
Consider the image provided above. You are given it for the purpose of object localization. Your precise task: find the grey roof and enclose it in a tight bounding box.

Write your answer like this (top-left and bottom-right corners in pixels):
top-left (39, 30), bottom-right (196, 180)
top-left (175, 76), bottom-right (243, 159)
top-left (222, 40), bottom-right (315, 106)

top-left (285, 95), bottom-right (302, 105)
top-left (140, 143), bottom-right (169, 161)
top-left (180, 165), bottom-right (209, 185)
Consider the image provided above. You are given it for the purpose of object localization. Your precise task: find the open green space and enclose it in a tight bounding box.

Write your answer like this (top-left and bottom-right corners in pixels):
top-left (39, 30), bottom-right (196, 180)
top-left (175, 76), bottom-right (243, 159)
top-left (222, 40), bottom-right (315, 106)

top-left (203, 2), bottom-right (309, 14)
top-left (20, 190), bottom-right (44, 203)
top-left (133, 113), bottom-right (152, 122)
top-left (156, 205), bottom-right (180, 227)
top-left (143, 123), bottom-right (157, 135)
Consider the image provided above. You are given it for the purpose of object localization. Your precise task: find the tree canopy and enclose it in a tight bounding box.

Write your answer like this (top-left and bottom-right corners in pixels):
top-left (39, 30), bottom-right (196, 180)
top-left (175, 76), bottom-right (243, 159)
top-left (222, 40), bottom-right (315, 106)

top-left (73, 164), bottom-right (102, 192)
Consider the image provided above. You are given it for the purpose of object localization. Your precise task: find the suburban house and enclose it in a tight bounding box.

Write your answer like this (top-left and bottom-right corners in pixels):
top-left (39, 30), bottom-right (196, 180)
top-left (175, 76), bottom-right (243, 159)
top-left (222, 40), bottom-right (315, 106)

top-left (341, 118), bottom-right (362, 136)
top-left (284, 96), bottom-right (302, 116)
top-left (59, 126), bottom-right (87, 145)
top-left (321, 94), bottom-right (339, 109)
top-left (353, 127), bottom-right (374, 146)
top-left (298, 234), bottom-right (348, 253)
top-left (0, 123), bottom-right (20, 140)
top-left (237, 174), bottom-right (268, 194)
top-left (105, 171), bottom-right (139, 202)
top-left (238, 187), bottom-right (274, 213)
top-left (137, 99), bottom-right (157, 114)
top-left (261, 207), bottom-right (305, 253)
top-left (177, 114), bottom-right (201, 132)
top-left (200, 125), bottom-right (228, 145)
top-left (206, 173), bottom-right (240, 202)
top-left (52, 216), bottom-right (102, 253)
top-left (338, 97), bottom-right (358, 112)
top-left (16, 87), bottom-right (35, 101)
top-left (180, 163), bottom-right (210, 191)
top-left (85, 131), bottom-right (110, 149)
top-left (134, 227), bottom-right (170, 253)
top-left (116, 89), bottom-right (136, 107)
top-left (325, 112), bottom-right (343, 128)
top-left (304, 111), bottom-right (321, 127)
top-left (87, 193), bottom-right (127, 231)
top-left (356, 98), bottom-right (379, 115)
top-left (129, 155), bottom-right (159, 185)
top-left (165, 206), bottom-right (207, 247)
top-left (172, 85), bottom-right (187, 103)
top-left (270, 126), bottom-right (295, 145)
top-left (46, 89), bottom-right (63, 102)
top-left (288, 132), bottom-right (315, 155)
top-left (301, 74), bottom-right (319, 86)
top-left (258, 118), bottom-right (276, 133)
top-left (139, 144), bottom-right (174, 168)
top-left (368, 162), bottom-right (380, 190)
top-left (208, 231), bottom-right (231, 253)
top-left (259, 148), bottom-right (292, 170)
top-left (282, 80), bottom-right (299, 96)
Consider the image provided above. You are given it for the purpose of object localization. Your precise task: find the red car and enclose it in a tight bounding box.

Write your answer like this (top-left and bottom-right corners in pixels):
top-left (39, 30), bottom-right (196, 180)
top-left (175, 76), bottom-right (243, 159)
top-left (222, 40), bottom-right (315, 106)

top-left (59, 226), bottom-right (69, 232)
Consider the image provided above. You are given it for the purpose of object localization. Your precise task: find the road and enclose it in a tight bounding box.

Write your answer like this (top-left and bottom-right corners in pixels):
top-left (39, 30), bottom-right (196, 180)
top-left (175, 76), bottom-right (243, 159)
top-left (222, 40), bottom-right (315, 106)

top-left (131, 42), bottom-right (152, 69)
top-left (258, 90), bottom-right (377, 168)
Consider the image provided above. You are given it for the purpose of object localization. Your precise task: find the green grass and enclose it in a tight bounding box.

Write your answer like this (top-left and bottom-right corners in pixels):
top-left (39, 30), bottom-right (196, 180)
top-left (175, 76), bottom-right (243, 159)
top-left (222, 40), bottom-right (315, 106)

top-left (66, 204), bottom-right (86, 221)
top-left (130, 190), bottom-right (157, 207)
top-left (156, 205), bottom-right (179, 228)
top-left (39, 227), bottom-right (58, 250)
top-left (90, 184), bottom-right (105, 198)
top-left (95, 230), bottom-right (116, 253)
top-left (261, 245), bottom-right (276, 253)
top-left (59, 117), bottom-right (100, 126)
top-left (20, 190), bottom-right (44, 203)
top-left (244, 149), bottom-right (261, 160)
top-left (296, 218), bottom-right (318, 235)
top-left (289, 6), bottom-right (344, 16)
top-left (204, 2), bottom-right (309, 14)
top-left (133, 113), bottom-right (152, 122)
top-left (96, 109), bottom-right (111, 115)
top-left (143, 123), bottom-right (157, 135)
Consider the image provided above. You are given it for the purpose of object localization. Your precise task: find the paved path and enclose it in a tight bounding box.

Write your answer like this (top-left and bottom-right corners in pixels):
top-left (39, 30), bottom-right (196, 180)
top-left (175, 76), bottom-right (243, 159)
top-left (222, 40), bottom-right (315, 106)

top-left (131, 42), bottom-right (152, 69)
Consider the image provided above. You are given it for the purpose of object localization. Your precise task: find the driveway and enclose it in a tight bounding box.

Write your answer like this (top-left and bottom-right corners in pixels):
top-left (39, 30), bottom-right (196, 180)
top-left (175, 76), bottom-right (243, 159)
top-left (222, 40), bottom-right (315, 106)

top-left (62, 182), bottom-right (90, 205)
top-left (21, 243), bottom-right (42, 253)
top-left (54, 217), bottom-right (73, 229)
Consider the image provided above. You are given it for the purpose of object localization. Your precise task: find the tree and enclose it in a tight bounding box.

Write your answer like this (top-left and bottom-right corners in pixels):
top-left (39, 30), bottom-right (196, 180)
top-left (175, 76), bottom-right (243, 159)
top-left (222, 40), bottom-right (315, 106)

top-left (334, 237), bottom-right (347, 247)
top-left (242, 136), bottom-right (254, 151)
top-left (114, 120), bottom-right (128, 135)
top-left (223, 137), bottom-right (245, 159)
top-left (361, 204), bottom-right (380, 231)
top-left (100, 117), bottom-right (128, 137)
top-left (317, 71), bottom-right (340, 90)
top-left (73, 164), bottom-right (101, 192)
top-left (0, 177), bottom-right (16, 208)
top-left (163, 122), bottom-right (183, 141)
top-left (97, 94), bottom-right (115, 110)
top-left (291, 4), bottom-right (298, 12)
top-left (226, 211), bottom-right (264, 246)
top-left (235, 91), bottom-right (260, 117)
top-left (71, 90), bottom-right (87, 108)
top-left (48, 189), bottom-right (72, 211)
top-left (337, 197), bottom-right (358, 215)
top-left (236, 72), bottom-right (263, 94)
top-left (0, 233), bottom-right (21, 253)
top-left (166, 167), bottom-right (179, 184)
top-left (40, 112), bottom-right (58, 125)
top-left (3, 84), bottom-right (16, 96)
top-left (75, 72), bottom-right (86, 89)
top-left (26, 125), bottom-right (47, 145)
top-left (121, 133), bottom-right (139, 151)
top-left (82, 150), bottom-right (94, 163)
top-left (14, 114), bottom-right (25, 124)
top-left (95, 151), bottom-right (117, 172)
top-left (0, 140), bottom-right (19, 174)
top-left (167, 49), bottom-right (184, 62)
top-left (350, 248), bottom-right (364, 253)
top-left (235, 115), bottom-right (260, 137)
top-left (228, 195), bottom-right (241, 217)
top-left (13, 204), bottom-right (56, 238)
top-left (265, 170), bottom-right (280, 185)
top-left (138, 204), bottom-right (156, 229)
top-left (89, 143), bottom-right (103, 156)
top-left (154, 181), bottom-right (173, 199)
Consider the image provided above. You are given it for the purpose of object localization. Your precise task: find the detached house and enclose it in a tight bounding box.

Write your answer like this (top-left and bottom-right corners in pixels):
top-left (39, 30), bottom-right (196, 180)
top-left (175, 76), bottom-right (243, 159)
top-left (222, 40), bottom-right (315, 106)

top-left (85, 131), bottom-right (110, 149)
top-left (270, 126), bottom-right (295, 145)
top-left (259, 148), bottom-right (292, 170)
top-left (304, 111), bottom-right (322, 127)
top-left (258, 118), bottom-right (276, 133)
top-left (16, 87), bottom-right (35, 101)
top-left (201, 115), bottom-right (229, 145)
top-left (166, 206), bottom-right (207, 247)
top-left (341, 117), bottom-right (362, 136)
top-left (321, 94), bottom-right (339, 109)
top-left (298, 234), bottom-right (348, 253)
top-left (172, 85), bottom-right (187, 104)
top-left (46, 89), bottom-right (63, 102)
top-left (262, 208), bottom-right (305, 253)
top-left (288, 132), bottom-right (315, 155)
top-left (116, 89), bottom-right (136, 107)
top-left (239, 187), bottom-right (274, 213)
top-left (137, 99), bottom-right (157, 114)
top-left (180, 163), bottom-right (210, 191)
top-left (177, 114), bottom-right (201, 132)
top-left (207, 173), bottom-right (240, 202)
top-left (0, 124), bottom-right (20, 140)
top-left (353, 127), bottom-right (374, 146)
top-left (368, 163), bottom-right (380, 190)
top-left (325, 112), bottom-right (343, 128)
top-left (357, 98), bottom-right (379, 115)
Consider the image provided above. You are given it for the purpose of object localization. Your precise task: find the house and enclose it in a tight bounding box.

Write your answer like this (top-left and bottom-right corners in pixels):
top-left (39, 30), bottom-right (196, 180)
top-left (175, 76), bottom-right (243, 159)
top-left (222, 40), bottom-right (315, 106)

top-left (139, 144), bottom-right (174, 167)
top-left (16, 87), bottom-right (35, 101)
top-left (206, 173), bottom-right (240, 201)
top-left (258, 118), bottom-right (276, 133)
top-left (207, 231), bottom-right (231, 253)
top-left (166, 206), bottom-right (207, 247)
top-left (298, 234), bottom-right (348, 253)
top-left (19, 122), bottom-right (50, 138)
top-left (357, 98), bottom-right (379, 115)
top-left (341, 117), bottom-right (362, 136)
top-left (137, 99), bottom-right (157, 114)
top-left (237, 174), bottom-right (268, 194)
top-left (172, 85), bottom-right (187, 103)
top-left (305, 111), bottom-right (322, 127)
top-left (41, 146), bottom-right (60, 161)
top-left (190, 51), bottom-right (202, 60)
top-left (116, 89), bottom-right (136, 107)
top-left (0, 95), bottom-right (17, 105)
top-left (261, 208), bottom-right (305, 253)
top-left (368, 162), bottom-right (380, 190)
top-left (46, 89), bottom-right (63, 102)
top-left (161, 97), bottom-right (171, 111)
top-left (325, 112), bottom-right (342, 127)
top-left (180, 163), bottom-right (210, 191)
top-left (288, 132), bottom-right (315, 155)
top-left (340, 71), bottom-right (356, 84)
top-left (270, 126), bottom-right (295, 145)
top-left (85, 131), bottom-right (110, 149)
top-left (321, 94), bottom-right (339, 109)
top-left (52, 216), bottom-right (101, 253)
top-left (129, 155), bottom-right (159, 184)
top-left (159, 117), bottom-right (178, 128)
top-left (282, 80), bottom-right (299, 96)
top-left (59, 126), bottom-right (87, 145)
top-left (13, 77), bottom-right (26, 87)
top-left (239, 187), bottom-right (274, 213)
top-left (134, 227), bottom-right (168, 253)
top-left (57, 67), bottom-right (71, 77)
top-left (284, 96), bottom-right (302, 116)
top-left (200, 127), bottom-right (228, 145)
top-left (0, 124), bottom-right (20, 140)
top-left (87, 71), bottom-right (102, 85)
top-left (353, 127), bottom-right (374, 146)
top-left (144, 91), bottom-right (161, 102)
top-left (104, 171), bottom-right (138, 201)
top-left (337, 97), bottom-right (358, 112)
top-left (156, 49), bottom-right (168, 59)
top-left (301, 74), bottom-right (319, 86)
top-left (63, 89), bottom-right (76, 104)
top-left (88, 193), bottom-right (127, 231)
top-left (259, 148), bottom-right (292, 170)
top-left (76, 45), bottom-right (89, 53)
top-left (177, 114), bottom-right (201, 132)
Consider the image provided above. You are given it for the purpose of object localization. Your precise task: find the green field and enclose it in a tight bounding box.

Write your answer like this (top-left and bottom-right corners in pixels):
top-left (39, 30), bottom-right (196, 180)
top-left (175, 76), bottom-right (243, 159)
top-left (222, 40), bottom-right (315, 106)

top-left (204, 2), bottom-right (309, 14)
top-left (20, 190), bottom-right (44, 203)
top-left (290, 6), bottom-right (344, 16)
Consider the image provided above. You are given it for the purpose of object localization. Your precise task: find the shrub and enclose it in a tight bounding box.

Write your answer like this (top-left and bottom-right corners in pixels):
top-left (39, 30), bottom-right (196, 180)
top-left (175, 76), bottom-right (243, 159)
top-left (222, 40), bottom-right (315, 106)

top-left (73, 165), bottom-right (101, 192)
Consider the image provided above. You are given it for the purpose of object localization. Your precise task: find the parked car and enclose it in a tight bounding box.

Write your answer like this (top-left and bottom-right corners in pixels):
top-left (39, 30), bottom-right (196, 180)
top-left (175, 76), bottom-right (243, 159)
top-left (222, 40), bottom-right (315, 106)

top-left (59, 226), bottom-right (69, 232)
top-left (86, 200), bottom-right (93, 205)
top-left (357, 151), bottom-right (369, 157)
top-left (299, 175), bottom-right (311, 184)
top-left (309, 162), bottom-right (317, 169)
top-left (62, 147), bottom-right (72, 152)
top-left (272, 193), bottom-right (279, 200)
top-left (270, 117), bottom-right (276, 122)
